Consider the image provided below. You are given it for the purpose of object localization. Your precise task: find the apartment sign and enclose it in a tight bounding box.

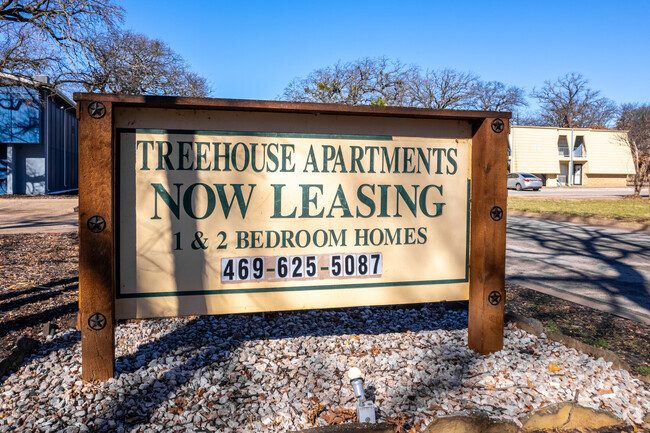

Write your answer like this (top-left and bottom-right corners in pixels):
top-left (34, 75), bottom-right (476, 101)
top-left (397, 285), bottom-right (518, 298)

top-left (117, 129), bottom-right (471, 318)
top-left (75, 94), bottom-right (509, 381)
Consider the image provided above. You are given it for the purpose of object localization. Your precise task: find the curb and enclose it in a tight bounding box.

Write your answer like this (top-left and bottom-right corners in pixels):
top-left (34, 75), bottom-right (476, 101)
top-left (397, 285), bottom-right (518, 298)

top-left (293, 423), bottom-right (392, 433)
top-left (507, 210), bottom-right (650, 232)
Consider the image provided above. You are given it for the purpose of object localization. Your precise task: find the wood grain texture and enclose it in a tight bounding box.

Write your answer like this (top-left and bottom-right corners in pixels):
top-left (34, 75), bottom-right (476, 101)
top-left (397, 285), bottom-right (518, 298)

top-left (73, 93), bottom-right (512, 121)
top-left (468, 118), bottom-right (509, 355)
top-left (78, 99), bottom-right (115, 381)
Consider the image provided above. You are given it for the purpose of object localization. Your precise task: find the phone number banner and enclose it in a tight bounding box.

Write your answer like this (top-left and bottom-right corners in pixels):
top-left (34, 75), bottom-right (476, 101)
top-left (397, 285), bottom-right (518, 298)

top-left (117, 129), bottom-right (470, 318)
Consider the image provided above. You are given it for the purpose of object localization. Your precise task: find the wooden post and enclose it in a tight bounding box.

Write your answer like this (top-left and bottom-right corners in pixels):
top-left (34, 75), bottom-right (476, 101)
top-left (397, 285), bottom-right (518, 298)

top-left (468, 117), bottom-right (508, 355)
top-left (78, 98), bottom-right (115, 381)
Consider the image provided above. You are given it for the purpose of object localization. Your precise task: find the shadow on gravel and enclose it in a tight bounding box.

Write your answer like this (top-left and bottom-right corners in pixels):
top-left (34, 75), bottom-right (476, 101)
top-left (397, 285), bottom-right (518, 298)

top-left (102, 303), bottom-right (468, 430)
top-left (0, 277), bottom-right (78, 302)
top-left (0, 301), bottom-right (78, 338)
top-left (507, 218), bottom-right (650, 319)
top-left (0, 330), bottom-right (80, 387)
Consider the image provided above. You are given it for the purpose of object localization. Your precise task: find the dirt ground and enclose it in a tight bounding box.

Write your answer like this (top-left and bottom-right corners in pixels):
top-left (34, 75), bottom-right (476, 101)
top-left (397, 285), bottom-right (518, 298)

top-left (0, 233), bottom-right (78, 360)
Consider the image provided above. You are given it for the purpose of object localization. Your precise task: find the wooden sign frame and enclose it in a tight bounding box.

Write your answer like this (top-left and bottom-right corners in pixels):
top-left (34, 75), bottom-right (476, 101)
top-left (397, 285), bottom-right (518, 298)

top-left (74, 93), bottom-right (509, 381)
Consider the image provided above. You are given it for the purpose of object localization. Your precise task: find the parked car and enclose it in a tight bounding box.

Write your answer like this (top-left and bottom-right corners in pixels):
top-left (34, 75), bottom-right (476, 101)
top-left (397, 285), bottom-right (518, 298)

top-left (507, 173), bottom-right (543, 191)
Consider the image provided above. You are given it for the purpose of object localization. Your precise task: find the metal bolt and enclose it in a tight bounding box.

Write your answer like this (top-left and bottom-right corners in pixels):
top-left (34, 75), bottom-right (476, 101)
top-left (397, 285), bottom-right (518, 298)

top-left (491, 118), bottom-right (504, 133)
top-left (488, 291), bottom-right (502, 306)
top-left (88, 101), bottom-right (106, 119)
top-left (87, 215), bottom-right (106, 233)
top-left (88, 313), bottom-right (107, 330)
top-left (490, 206), bottom-right (503, 221)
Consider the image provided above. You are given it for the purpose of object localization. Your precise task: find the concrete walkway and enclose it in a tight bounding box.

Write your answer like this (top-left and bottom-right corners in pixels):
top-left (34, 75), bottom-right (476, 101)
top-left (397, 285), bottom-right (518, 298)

top-left (0, 197), bottom-right (78, 234)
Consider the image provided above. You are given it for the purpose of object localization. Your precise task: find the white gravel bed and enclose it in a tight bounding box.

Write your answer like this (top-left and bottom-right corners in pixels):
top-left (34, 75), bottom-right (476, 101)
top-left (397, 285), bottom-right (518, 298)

top-left (1, 305), bottom-right (649, 432)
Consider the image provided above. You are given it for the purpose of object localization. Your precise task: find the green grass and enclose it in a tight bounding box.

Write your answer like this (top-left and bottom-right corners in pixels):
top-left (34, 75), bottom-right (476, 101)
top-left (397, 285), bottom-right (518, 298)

top-left (584, 337), bottom-right (613, 349)
top-left (639, 366), bottom-right (650, 376)
top-left (546, 321), bottom-right (559, 333)
top-left (508, 197), bottom-right (650, 224)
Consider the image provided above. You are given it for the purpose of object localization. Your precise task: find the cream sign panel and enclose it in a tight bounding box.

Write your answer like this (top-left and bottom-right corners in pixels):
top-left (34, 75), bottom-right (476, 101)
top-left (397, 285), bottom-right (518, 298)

top-left (117, 129), bottom-right (471, 318)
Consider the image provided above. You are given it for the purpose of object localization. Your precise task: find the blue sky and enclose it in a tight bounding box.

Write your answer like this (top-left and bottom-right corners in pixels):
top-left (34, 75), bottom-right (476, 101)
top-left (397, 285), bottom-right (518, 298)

top-left (117, 0), bottom-right (649, 113)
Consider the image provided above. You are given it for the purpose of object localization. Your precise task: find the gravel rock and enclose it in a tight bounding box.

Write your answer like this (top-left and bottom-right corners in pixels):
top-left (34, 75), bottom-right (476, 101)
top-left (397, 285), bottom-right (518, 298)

top-left (0, 305), bottom-right (648, 432)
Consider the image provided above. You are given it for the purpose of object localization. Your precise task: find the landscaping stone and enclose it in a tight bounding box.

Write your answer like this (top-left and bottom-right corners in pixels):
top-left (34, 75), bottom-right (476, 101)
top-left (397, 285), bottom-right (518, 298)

top-left (0, 307), bottom-right (648, 432)
top-left (292, 423), bottom-right (392, 433)
top-left (424, 415), bottom-right (518, 432)
top-left (520, 402), bottom-right (624, 432)
top-left (42, 321), bottom-right (59, 336)
top-left (505, 313), bottom-right (632, 371)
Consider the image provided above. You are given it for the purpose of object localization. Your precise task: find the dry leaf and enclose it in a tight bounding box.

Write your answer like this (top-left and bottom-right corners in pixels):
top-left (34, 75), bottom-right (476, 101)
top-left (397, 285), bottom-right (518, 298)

top-left (321, 408), bottom-right (356, 425)
top-left (546, 363), bottom-right (561, 373)
top-left (385, 413), bottom-right (410, 433)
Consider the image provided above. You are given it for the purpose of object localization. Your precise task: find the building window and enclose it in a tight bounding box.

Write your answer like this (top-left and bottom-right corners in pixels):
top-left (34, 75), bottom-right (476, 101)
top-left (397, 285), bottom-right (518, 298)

top-left (574, 136), bottom-right (585, 157)
top-left (0, 87), bottom-right (40, 144)
top-left (558, 135), bottom-right (569, 157)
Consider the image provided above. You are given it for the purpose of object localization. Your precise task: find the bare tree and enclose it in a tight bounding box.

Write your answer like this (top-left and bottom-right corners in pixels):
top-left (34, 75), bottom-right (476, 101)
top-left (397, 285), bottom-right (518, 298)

top-left (1, 1), bottom-right (210, 97)
top-left (283, 60), bottom-right (480, 110)
top-left (0, 0), bottom-right (123, 82)
top-left (70, 30), bottom-right (209, 97)
top-left (282, 61), bottom-right (360, 104)
top-left (472, 80), bottom-right (527, 112)
top-left (531, 73), bottom-right (618, 128)
top-left (406, 68), bottom-right (478, 109)
top-left (282, 57), bottom-right (413, 106)
top-left (618, 103), bottom-right (650, 197)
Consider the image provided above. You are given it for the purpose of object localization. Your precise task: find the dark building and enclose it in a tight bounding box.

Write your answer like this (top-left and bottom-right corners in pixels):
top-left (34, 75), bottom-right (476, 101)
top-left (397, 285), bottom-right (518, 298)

top-left (0, 74), bottom-right (78, 195)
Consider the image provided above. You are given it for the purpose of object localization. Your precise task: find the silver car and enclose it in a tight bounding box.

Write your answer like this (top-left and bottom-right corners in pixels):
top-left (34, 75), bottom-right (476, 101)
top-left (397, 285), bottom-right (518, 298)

top-left (507, 173), bottom-right (543, 191)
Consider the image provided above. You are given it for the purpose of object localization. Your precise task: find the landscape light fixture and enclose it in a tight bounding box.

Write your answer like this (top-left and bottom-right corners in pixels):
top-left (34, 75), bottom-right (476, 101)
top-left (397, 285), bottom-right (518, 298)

top-left (347, 367), bottom-right (376, 423)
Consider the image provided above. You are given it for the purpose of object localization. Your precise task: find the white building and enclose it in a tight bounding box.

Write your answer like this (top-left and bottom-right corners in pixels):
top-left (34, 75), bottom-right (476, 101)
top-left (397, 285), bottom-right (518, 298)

top-left (508, 126), bottom-right (635, 187)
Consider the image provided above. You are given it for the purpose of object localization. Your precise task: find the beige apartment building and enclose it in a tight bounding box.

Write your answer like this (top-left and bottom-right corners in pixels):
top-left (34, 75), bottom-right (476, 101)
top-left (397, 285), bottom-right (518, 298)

top-left (508, 126), bottom-right (635, 187)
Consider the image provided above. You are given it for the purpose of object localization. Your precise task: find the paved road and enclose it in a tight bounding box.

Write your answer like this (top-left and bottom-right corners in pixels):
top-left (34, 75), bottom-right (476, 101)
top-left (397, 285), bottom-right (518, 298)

top-left (509, 186), bottom-right (649, 199)
top-left (507, 216), bottom-right (650, 325)
top-left (0, 198), bottom-right (78, 234)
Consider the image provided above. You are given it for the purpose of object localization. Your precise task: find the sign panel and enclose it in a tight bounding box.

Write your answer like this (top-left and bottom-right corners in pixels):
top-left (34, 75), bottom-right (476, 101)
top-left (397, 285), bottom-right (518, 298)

top-left (75, 95), bottom-right (509, 380)
top-left (117, 129), bottom-right (470, 318)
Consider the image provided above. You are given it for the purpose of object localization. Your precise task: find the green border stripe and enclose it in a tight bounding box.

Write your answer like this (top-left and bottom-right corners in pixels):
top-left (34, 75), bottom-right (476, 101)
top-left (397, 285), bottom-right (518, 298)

top-left (121, 128), bottom-right (393, 141)
top-left (465, 179), bottom-right (471, 280)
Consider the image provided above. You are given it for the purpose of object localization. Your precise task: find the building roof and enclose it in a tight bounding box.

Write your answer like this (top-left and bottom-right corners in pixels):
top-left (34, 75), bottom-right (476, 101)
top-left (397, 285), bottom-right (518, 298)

top-left (0, 72), bottom-right (76, 109)
top-left (511, 124), bottom-right (626, 134)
